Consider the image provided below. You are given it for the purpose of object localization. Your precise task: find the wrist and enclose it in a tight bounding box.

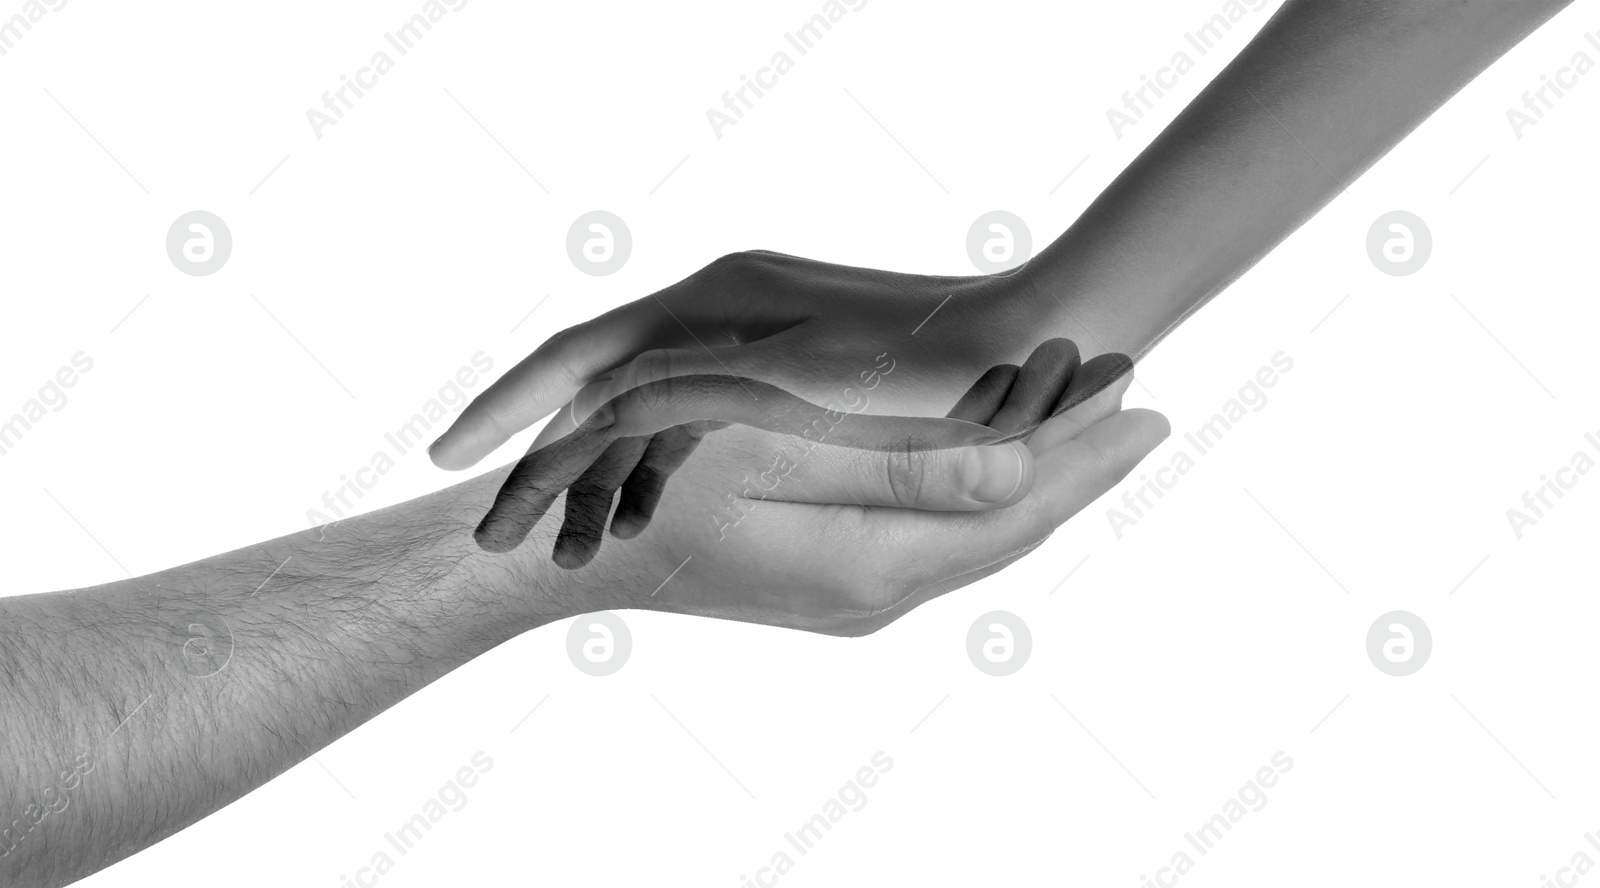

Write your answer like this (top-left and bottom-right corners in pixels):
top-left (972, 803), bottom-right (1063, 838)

top-left (349, 467), bottom-right (578, 642)
top-left (1010, 247), bottom-right (1168, 361)
top-left (431, 464), bottom-right (671, 632)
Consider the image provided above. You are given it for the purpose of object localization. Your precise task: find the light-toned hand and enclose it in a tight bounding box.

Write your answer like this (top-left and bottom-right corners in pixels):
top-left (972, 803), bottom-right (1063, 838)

top-left (562, 359), bottom-right (1165, 633)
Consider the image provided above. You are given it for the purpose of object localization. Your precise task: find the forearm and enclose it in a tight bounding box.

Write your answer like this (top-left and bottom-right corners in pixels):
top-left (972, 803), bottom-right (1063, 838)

top-left (1021, 0), bottom-right (1572, 358)
top-left (0, 467), bottom-right (574, 887)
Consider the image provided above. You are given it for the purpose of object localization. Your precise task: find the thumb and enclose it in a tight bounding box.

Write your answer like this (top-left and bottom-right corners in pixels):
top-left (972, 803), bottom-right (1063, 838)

top-left (753, 438), bottom-right (1035, 510)
top-left (1028, 407), bottom-right (1172, 527)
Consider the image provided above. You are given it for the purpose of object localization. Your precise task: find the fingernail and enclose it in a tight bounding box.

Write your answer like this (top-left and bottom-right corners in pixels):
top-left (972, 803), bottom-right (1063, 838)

top-left (965, 442), bottom-right (1025, 504)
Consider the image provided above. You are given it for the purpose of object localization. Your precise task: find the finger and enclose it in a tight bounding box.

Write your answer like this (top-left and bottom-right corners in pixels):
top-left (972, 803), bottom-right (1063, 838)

top-left (1051, 352), bottom-right (1135, 419)
top-left (868, 407), bottom-right (1168, 580)
top-left (484, 365), bottom-right (1018, 553)
top-left (611, 422), bottom-right (724, 539)
top-left (474, 403), bottom-right (621, 553)
top-left (428, 300), bottom-right (667, 471)
top-left (542, 368), bottom-right (1018, 457)
top-left (526, 345), bottom-right (766, 452)
top-left (1026, 354), bottom-right (1136, 452)
top-left (988, 338), bottom-right (1081, 435)
top-left (1027, 407), bottom-right (1172, 528)
top-left (763, 438), bottom-right (1034, 510)
top-left (552, 435), bottom-right (651, 569)
top-left (486, 357), bottom-right (1045, 552)
top-left (944, 364), bottom-right (1019, 424)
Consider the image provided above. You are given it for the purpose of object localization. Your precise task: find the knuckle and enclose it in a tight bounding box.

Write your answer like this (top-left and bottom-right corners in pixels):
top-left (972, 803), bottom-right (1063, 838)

top-left (882, 438), bottom-right (933, 508)
top-left (478, 404), bottom-right (516, 443)
top-left (837, 573), bottom-right (903, 625)
top-left (544, 323), bottom-right (578, 349)
top-left (703, 250), bottom-right (778, 285)
top-left (1081, 439), bottom-right (1122, 478)
top-left (814, 514), bottom-right (926, 633)
top-left (883, 438), bottom-right (940, 508)
top-left (627, 349), bottom-right (677, 412)
top-left (705, 250), bottom-right (755, 278)
top-left (628, 348), bottom-right (675, 387)
top-left (540, 326), bottom-right (585, 387)
top-left (864, 562), bottom-right (923, 617)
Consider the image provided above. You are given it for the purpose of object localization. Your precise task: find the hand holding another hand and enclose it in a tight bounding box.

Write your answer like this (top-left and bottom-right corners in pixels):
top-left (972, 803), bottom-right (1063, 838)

top-left (547, 350), bottom-right (1167, 634)
top-left (427, 251), bottom-right (1137, 562)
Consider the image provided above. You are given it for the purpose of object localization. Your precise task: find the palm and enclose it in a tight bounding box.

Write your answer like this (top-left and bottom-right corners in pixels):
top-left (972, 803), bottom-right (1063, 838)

top-left (579, 422), bottom-right (1042, 636)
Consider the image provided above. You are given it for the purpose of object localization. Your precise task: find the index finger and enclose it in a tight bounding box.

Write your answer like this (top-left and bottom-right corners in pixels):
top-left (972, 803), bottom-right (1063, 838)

top-left (428, 300), bottom-right (667, 471)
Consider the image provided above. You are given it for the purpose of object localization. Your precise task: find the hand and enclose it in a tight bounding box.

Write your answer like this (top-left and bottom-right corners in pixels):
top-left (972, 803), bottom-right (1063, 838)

top-left (427, 251), bottom-right (1114, 555)
top-left (431, 251), bottom-right (1051, 467)
top-left (476, 334), bottom-right (1135, 562)
top-left (556, 359), bottom-right (1167, 634)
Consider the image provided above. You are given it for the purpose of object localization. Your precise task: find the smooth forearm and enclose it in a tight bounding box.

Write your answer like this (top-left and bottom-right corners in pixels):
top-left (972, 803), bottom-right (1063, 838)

top-left (1021, 0), bottom-right (1572, 357)
top-left (0, 467), bottom-right (572, 887)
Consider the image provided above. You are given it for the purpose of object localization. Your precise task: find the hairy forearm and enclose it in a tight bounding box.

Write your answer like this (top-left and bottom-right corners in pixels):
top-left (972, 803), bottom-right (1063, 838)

top-left (1022, 0), bottom-right (1572, 357)
top-left (0, 467), bottom-right (570, 886)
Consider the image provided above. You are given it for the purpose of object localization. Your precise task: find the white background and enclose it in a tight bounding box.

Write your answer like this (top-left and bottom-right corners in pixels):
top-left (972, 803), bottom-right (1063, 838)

top-left (3, 0), bottom-right (1598, 885)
